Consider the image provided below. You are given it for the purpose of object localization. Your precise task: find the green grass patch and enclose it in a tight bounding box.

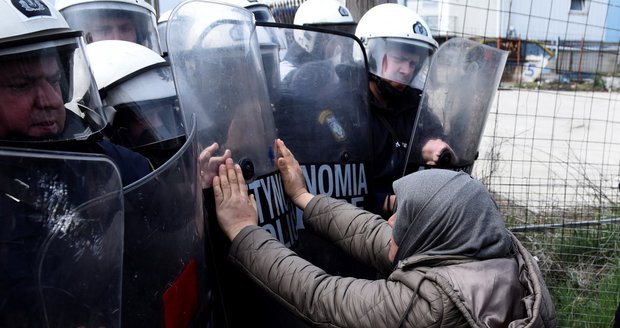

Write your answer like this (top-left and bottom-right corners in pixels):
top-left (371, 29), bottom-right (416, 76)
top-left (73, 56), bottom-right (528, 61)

top-left (517, 225), bottom-right (619, 327)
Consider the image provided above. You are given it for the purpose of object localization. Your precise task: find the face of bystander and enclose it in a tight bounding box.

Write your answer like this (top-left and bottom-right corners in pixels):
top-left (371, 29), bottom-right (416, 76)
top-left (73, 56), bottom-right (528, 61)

top-left (0, 54), bottom-right (66, 140)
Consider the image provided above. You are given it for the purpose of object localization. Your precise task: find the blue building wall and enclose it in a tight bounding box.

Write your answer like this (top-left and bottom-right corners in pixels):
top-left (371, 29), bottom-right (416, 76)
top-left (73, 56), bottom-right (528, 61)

top-left (605, 0), bottom-right (620, 41)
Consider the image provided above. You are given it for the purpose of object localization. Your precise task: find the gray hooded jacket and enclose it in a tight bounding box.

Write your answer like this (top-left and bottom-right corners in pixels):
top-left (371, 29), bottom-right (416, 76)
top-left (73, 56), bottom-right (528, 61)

top-left (229, 170), bottom-right (556, 327)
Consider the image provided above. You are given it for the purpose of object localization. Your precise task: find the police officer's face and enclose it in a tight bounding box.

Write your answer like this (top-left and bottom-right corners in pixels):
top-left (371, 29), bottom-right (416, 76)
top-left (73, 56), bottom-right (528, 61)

top-left (0, 55), bottom-right (66, 139)
top-left (381, 49), bottom-right (420, 90)
top-left (89, 15), bottom-right (138, 43)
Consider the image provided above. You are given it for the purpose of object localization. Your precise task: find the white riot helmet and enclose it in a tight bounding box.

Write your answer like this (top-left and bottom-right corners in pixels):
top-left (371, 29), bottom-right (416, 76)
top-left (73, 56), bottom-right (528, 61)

top-left (56, 0), bottom-right (161, 54)
top-left (293, 0), bottom-right (355, 54)
top-left (86, 40), bottom-right (185, 164)
top-left (355, 4), bottom-right (438, 89)
top-left (0, 0), bottom-right (106, 144)
top-left (294, 0), bottom-right (356, 34)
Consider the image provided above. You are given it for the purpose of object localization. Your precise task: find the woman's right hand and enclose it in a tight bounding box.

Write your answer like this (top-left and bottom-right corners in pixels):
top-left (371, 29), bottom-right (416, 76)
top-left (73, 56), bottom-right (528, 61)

top-left (275, 138), bottom-right (314, 210)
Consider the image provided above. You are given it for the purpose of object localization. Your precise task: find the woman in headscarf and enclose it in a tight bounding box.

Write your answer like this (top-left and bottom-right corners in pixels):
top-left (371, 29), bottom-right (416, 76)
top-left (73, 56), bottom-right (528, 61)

top-left (213, 139), bottom-right (556, 327)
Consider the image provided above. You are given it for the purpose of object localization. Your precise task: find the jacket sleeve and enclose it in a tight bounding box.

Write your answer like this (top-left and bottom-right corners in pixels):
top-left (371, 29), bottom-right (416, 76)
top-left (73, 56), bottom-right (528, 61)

top-left (228, 226), bottom-right (419, 328)
top-left (303, 195), bottom-right (393, 273)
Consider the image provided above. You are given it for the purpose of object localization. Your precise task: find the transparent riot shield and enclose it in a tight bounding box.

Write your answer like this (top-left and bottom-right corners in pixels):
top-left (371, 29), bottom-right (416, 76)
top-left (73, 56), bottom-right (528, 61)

top-left (256, 22), bottom-right (286, 105)
top-left (120, 118), bottom-right (208, 327)
top-left (0, 148), bottom-right (123, 328)
top-left (404, 38), bottom-right (508, 174)
top-left (167, 2), bottom-right (300, 327)
top-left (167, 2), bottom-right (296, 246)
top-left (272, 25), bottom-right (370, 206)
top-left (266, 23), bottom-right (375, 278)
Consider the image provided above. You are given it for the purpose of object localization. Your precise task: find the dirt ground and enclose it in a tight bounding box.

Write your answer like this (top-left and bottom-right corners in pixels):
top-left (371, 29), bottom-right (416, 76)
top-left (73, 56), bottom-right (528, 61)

top-left (472, 89), bottom-right (620, 210)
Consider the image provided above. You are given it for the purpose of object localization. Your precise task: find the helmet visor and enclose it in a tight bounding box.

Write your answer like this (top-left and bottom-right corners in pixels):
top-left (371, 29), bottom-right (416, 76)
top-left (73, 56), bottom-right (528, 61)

top-left (366, 37), bottom-right (435, 89)
top-left (60, 2), bottom-right (161, 54)
top-left (105, 66), bottom-right (185, 149)
top-left (0, 35), bottom-right (106, 142)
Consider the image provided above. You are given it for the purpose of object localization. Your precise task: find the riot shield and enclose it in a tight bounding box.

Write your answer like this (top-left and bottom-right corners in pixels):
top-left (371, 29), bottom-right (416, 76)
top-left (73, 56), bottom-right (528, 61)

top-left (256, 22), bottom-right (286, 105)
top-left (404, 38), bottom-right (508, 173)
top-left (0, 148), bottom-right (123, 328)
top-left (167, 2), bottom-right (299, 327)
top-left (266, 24), bottom-right (375, 278)
top-left (121, 118), bottom-right (209, 327)
top-left (167, 1), bottom-right (297, 245)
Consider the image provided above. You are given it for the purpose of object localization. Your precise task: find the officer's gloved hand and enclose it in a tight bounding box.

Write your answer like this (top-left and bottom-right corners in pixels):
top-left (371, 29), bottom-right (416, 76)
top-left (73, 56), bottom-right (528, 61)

top-left (421, 139), bottom-right (457, 166)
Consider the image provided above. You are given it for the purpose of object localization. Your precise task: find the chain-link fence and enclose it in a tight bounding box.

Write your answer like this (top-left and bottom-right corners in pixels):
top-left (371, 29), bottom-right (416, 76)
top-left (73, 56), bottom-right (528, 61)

top-left (268, 0), bottom-right (619, 325)
top-left (401, 0), bottom-right (620, 326)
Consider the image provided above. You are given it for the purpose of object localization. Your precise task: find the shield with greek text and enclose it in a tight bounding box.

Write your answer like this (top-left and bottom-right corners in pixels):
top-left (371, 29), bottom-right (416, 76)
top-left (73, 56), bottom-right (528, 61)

top-left (168, 2), bottom-right (299, 326)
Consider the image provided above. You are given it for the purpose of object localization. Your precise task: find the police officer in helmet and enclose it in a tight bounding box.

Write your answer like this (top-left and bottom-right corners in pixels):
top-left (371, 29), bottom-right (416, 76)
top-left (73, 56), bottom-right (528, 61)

top-left (0, 0), bottom-right (150, 185)
top-left (55, 0), bottom-right (161, 54)
top-left (86, 40), bottom-right (188, 169)
top-left (293, 0), bottom-right (357, 34)
top-left (0, 0), bottom-right (148, 325)
top-left (356, 4), bottom-right (456, 217)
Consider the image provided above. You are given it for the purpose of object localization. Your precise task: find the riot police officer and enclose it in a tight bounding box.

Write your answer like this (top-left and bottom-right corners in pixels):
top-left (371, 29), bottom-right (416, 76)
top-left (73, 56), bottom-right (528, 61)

top-left (0, 0), bottom-right (150, 185)
top-left (293, 0), bottom-right (357, 34)
top-left (280, 1), bottom-right (354, 81)
top-left (0, 0), bottom-right (148, 325)
top-left (356, 4), bottom-right (456, 217)
top-left (86, 40), bottom-right (186, 168)
top-left (55, 0), bottom-right (161, 53)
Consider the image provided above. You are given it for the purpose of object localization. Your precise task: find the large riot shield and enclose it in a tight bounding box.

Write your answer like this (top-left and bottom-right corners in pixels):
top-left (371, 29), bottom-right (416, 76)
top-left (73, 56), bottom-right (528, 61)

top-left (0, 148), bottom-right (123, 328)
top-left (265, 23), bottom-right (375, 278)
top-left (121, 118), bottom-right (208, 327)
top-left (167, 2), bottom-right (300, 327)
top-left (405, 38), bottom-right (508, 173)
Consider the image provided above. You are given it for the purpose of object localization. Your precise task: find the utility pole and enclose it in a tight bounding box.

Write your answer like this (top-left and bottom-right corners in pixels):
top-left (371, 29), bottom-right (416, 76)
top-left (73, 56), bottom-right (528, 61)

top-left (345, 0), bottom-right (395, 22)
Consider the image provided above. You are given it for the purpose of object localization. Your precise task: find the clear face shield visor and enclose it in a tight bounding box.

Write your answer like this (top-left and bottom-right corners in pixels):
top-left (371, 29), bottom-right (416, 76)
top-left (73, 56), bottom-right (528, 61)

top-left (0, 34), bottom-right (106, 143)
top-left (104, 66), bottom-right (185, 149)
top-left (366, 37), bottom-right (435, 89)
top-left (60, 2), bottom-right (161, 54)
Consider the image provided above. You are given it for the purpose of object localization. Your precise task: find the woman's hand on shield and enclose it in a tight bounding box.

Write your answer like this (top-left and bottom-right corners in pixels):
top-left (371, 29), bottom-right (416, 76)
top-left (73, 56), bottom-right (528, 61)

top-left (275, 138), bottom-right (314, 210)
top-left (199, 142), bottom-right (231, 189)
top-left (213, 158), bottom-right (258, 241)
